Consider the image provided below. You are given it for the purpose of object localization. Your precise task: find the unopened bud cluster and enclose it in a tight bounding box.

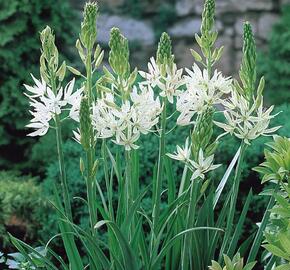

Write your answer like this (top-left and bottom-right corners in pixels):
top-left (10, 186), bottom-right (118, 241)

top-left (201, 0), bottom-right (215, 35)
top-left (80, 2), bottom-right (98, 49)
top-left (239, 22), bottom-right (257, 101)
top-left (157, 32), bottom-right (174, 72)
top-left (191, 108), bottom-right (216, 160)
top-left (40, 26), bottom-right (65, 85)
top-left (109, 27), bottom-right (130, 79)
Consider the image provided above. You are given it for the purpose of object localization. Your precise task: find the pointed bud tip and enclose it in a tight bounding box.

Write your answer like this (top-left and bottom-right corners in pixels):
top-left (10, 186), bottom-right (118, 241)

top-left (157, 32), bottom-right (173, 66)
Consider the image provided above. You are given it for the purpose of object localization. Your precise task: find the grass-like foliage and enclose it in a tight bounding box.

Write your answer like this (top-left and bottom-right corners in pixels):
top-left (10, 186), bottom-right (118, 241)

top-left (1, 1), bottom-right (289, 269)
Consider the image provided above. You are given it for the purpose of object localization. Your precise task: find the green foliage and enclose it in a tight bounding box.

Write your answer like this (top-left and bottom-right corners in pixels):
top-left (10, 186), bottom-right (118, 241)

top-left (0, 171), bottom-right (46, 248)
top-left (122, 0), bottom-right (144, 18)
top-left (258, 5), bottom-right (290, 104)
top-left (255, 136), bottom-right (290, 268)
top-left (1, 247), bottom-right (46, 270)
top-left (154, 2), bottom-right (177, 37)
top-left (36, 103), bottom-right (290, 249)
top-left (0, 0), bottom-right (77, 168)
top-left (209, 253), bottom-right (256, 270)
top-left (5, 0), bottom-right (288, 267)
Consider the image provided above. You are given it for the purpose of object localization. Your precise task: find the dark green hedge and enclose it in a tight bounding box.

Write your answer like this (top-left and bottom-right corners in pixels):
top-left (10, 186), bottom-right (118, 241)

top-left (0, 0), bottom-right (77, 169)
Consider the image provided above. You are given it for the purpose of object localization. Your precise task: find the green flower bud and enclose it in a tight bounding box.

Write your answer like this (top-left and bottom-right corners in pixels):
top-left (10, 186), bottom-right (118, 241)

top-left (39, 26), bottom-right (59, 81)
top-left (239, 22), bottom-right (257, 101)
top-left (156, 32), bottom-right (173, 68)
top-left (191, 108), bottom-right (216, 160)
top-left (81, 2), bottom-right (98, 49)
top-left (79, 96), bottom-right (92, 150)
top-left (80, 157), bottom-right (85, 174)
top-left (109, 27), bottom-right (130, 78)
top-left (201, 0), bottom-right (215, 35)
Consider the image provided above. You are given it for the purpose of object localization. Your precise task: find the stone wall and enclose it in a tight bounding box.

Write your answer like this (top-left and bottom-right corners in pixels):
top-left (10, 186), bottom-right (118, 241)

top-left (70, 0), bottom-right (290, 76)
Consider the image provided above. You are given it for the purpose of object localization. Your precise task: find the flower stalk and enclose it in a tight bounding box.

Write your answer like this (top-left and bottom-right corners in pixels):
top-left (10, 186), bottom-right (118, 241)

top-left (152, 33), bottom-right (173, 233)
top-left (79, 2), bottom-right (99, 234)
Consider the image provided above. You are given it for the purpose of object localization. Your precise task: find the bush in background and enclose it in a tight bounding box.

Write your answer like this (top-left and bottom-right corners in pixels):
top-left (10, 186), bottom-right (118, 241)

top-left (0, 0), bottom-right (77, 169)
top-left (258, 5), bottom-right (290, 105)
top-left (0, 171), bottom-right (46, 250)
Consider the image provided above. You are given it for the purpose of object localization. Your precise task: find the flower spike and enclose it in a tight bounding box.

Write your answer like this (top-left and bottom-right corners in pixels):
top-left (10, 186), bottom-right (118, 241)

top-left (156, 32), bottom-right (174, 72)
top-left (201, 0), bottom-right (215, 36)
top-left (239, 22), bottom-right (257, 101)
top-left (80, 1), bottom-right (98, 49)
top-left (79, 96), bottom-right (93, 150)
top-left (109, 27), bottom-right (130, 79)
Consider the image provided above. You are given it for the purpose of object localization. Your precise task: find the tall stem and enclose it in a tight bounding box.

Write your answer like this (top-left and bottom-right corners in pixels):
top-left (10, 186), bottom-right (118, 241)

top-left (219, 142), bottom-right (246, 261)
top-left (247, 184), bottom-right (278, 263)
top-left (50, 72), bottom-right (72, 221)
top-left (181, 179), bottom-right (200, 270)
top-left (85, 48), bottom-right (98, 232)
top-left (55, 116), bottom-right (73, 221)
top-left (207, 52), bottom-right (212, 79)
top-left (153, 98), bottom-right (167, 231)
top-left (86, 147), bottom-right (97, 232)
top-left (125, 150), bottom-right (132, 217)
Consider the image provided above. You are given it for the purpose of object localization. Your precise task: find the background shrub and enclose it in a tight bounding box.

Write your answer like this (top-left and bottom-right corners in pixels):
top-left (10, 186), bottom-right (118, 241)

top-left (0, 171), bottom-right (46, 250)
top-left (0, 0), bottom-right (77, 169)
top-left (258, 5), bottom-right (290, 105)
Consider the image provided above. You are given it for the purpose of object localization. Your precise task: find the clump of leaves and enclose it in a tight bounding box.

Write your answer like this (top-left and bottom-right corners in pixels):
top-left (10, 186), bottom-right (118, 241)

top-left (209, 253), bottom-right (256, 270)
top-left (2, 247), bottom-right (46, 270)
top-left (0, 171), bottom-right (46, 248)
top-left (0, 0), bottom-right (77, 169)
top-left (254, 136), bottom-right (290, 269)
top-left (258, 5), bottom-right (290, 104)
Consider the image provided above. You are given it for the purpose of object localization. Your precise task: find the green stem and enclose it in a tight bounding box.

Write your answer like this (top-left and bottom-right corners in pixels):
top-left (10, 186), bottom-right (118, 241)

top-left (55, 115), bottom-right (73, 221)
top-left (247, 184), bottom-right (278, 263)
top-left (50, 71), bottom-right (72, 221)
top-left (207, 48), bottom-right (212, 79)
top-left (86, 50), bottom-right (93, 103)
top-left (125, 150), bottom-right (132, 215)
top-left (86, 148), bottom-right (97, 233)
top-left (178, 165), bottom-right (189, 197)
top-left (50, 71), bottom-right (83, 270)
top-left (181, 179), bottom-right (200, 270)
top-left (153, 98), bottom-right (167, 231)
top-left (85, 48), bottom-right (98, 233)
top-left (219, 142), bottom-right (246, 261)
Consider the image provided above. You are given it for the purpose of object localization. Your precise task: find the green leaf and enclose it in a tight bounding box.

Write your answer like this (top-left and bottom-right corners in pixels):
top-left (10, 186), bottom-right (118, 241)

top-left (263, 244), bottom-right (289, 260)
top-left (214, 147), bottom-right (241, 208)
top-left (95, 220), bottom-right (138, 270)
top-left (151, 227), bottom-right (223, 268)
top-left (275, 264), bottom-right (290, 270)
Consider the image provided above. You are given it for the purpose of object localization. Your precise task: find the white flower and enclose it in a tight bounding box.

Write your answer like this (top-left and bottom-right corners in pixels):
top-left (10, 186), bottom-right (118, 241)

top-left (139, 57), bottom-right (161, 87)
top-left (26, 119), bottom-right (50, 137)
top-left (113, 125), bottom-right (140, 151)
top-left (176, 64), bottom-right (232, 126)
top-left (168, 142), bottom-right (221, 180)
top-left (24, 74), bottom-right (47, 98)
top-left (40, 87), bottom-right (66, 115)
top-left (214, 92), bottom-right (280, 144)
top-left (189, 149), bottom-right (221, 180)
top-left (72, 129), bottom-right (81, 144)
top-left (157, 64), bottom-right (184, 103)
top-left (139, 58), bottom-right (184, 103)
top-left (167, 138), bottom-right (191, 162)
top-left (184, 64), bottom-right (232, 97)
top-left (25, 76), bottom-right (83, 137)
top-left (89, 84), bottom-right (162, 150)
